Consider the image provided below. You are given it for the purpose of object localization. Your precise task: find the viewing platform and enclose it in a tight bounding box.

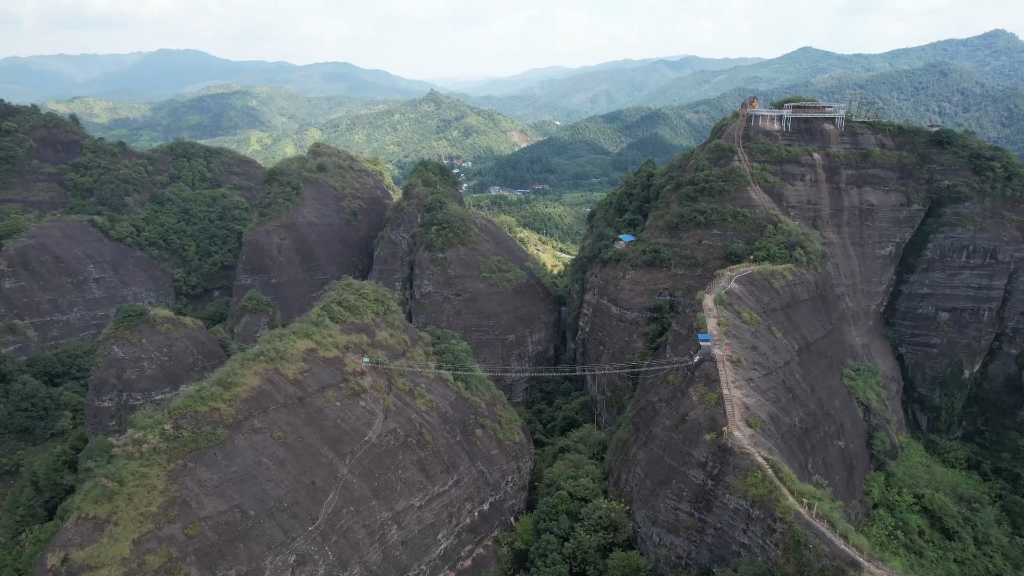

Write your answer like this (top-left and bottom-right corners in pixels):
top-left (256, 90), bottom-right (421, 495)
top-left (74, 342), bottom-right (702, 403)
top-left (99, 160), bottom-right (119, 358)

top-left (747, 101), bottom-right (847, 131)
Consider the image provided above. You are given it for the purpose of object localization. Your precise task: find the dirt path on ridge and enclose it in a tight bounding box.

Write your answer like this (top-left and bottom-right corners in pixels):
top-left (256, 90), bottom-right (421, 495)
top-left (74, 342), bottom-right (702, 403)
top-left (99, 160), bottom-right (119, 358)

top-left (701, 265), bottom-right (897, 576)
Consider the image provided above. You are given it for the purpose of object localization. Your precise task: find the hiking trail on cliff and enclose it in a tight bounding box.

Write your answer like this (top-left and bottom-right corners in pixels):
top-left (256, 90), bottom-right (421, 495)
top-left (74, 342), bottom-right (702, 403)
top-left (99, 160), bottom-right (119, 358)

top-left (734, 113), bottom-right (781, 214)
top-left (703, 265), bottom-right (898, 576)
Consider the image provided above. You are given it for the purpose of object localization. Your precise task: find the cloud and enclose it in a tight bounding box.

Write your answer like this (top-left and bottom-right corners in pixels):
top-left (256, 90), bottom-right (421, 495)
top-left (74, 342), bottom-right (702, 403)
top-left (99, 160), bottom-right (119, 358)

top-left (0, 0), bottom-right (1020, 78)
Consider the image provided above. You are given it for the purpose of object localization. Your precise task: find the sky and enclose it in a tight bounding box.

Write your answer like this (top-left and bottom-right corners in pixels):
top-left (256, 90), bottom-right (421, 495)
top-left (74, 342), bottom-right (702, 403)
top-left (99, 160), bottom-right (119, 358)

top-left (0, 0), bottom-right (1020, 80)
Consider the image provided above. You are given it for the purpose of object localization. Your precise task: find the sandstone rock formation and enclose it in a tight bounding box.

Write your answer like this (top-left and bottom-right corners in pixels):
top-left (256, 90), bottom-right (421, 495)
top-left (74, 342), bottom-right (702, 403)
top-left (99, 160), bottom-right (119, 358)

top-left (42, 279), bottom-right (531, 576)
top-left (573, 116), bottom-right (1011, 574)
top-left (0, 220), bottom-right (175, 356)
top-left (229, 144), bottom-right (393, 343)
top-left (609, 319), bottom-right (860, 574)
top-left (370, 164), bottom-right (558, 401)
top-left (886, 202), bottom-right (1024, 433)
top-left (86, 308), bottom-right (227, 435)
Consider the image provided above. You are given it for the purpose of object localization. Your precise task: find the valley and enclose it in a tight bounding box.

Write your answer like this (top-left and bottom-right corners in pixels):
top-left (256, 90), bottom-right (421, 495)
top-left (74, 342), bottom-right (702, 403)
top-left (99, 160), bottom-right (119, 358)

top-left (1, 25), bottom-right (1024, 576)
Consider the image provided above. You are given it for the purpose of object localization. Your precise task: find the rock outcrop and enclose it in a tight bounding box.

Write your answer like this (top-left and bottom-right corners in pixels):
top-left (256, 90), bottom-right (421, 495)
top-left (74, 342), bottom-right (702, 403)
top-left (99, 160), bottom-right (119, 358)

top-left (86, 308), bottom-right (227, 435)
top-left (41, 279), bottom-right (532, 576)
top-left (370, 163), bottom-right (558, 401)
top-left (0, 220), bottom-right (175, 356)
top-left (229, 144), bottom-right (392, 343)
top-left (886, 201), bottom-right (1024, 433)
top-left (573, 116), bottom-right (1010, 574)
top-left (609, 317), bottom-right (860, 575)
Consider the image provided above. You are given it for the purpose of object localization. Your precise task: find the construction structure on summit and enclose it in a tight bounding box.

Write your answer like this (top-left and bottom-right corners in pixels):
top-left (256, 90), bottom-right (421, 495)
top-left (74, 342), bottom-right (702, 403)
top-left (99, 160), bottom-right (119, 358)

top-left (745, 98), bottom-right (848, 131)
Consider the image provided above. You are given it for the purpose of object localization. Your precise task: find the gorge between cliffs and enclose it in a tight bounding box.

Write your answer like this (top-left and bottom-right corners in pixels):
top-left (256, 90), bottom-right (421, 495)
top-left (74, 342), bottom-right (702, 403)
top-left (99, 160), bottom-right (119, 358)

top-left (1, 99), bottom-right (1022, 576)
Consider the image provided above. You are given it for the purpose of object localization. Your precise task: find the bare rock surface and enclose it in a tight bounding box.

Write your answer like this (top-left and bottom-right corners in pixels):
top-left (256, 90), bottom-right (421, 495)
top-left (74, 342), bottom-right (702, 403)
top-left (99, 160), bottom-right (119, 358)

top-left (887, 202), bottom-right (1024, 432)
top-left (608, 317), bottom-right (860, 575)
top-left (86, 310), bottom-right (227, 434)
top-left (41, 280), bottom-right (532, 576)
top-left (714, 269), bottom-right (873, 507)
top-left (0, 220), bottom-right (175, 356)
top-left (230, 146), bottom-right (392, 342)
top-left (408, 215), bottom-right (559, 400)
top-left (371, 192), bottom-right (558, 401)
top-left (577, 118), bottom-right (949, 573)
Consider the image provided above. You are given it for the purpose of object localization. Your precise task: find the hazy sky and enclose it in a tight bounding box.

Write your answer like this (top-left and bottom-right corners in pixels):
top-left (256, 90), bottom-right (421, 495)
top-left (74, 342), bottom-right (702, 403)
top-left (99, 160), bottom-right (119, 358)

top-left (0, 0), bottom-right (1020, 79)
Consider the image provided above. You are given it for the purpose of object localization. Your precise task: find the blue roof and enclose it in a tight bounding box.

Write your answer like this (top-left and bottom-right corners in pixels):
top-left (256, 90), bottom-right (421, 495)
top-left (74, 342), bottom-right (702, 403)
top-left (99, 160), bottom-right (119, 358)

top-left (617, 234), bottom-right (636, 242)
top-left (698, 334), bottom-right (712, 341)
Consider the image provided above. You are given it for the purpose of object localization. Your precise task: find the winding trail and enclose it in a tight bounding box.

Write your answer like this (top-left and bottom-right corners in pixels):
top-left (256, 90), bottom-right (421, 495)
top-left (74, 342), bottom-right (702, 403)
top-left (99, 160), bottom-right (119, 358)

top-left (702, 266), bottom-right (897, 576)
top-left (734, 113), bottom-right (781, 214)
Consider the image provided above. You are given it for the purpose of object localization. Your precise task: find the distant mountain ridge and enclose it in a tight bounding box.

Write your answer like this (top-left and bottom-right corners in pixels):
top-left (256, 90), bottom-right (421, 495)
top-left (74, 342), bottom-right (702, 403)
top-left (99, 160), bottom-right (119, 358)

top-left (433, 54), bottom-right (752, 96)
top-left (467, 29), bottom-right (1024, 121)
top-left (0, 48), bottom-right (438, 103)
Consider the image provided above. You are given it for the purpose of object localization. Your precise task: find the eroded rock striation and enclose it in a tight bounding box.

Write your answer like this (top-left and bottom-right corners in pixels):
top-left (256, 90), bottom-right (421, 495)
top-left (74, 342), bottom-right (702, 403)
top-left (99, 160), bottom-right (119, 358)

top-left (370, 162), bottom-right (558, 401)
top-left (86, 308), bottom-right (227, 435)
top-left (0, 220), bottom-right (175, 356)
top-left (42, 279), bottom-right (531, 576)
top-left (573, 116), bottom-right (1021, 574)
top-left (886, 202), bottom-right (1024, 433)
top-left (229, 144), bottom-right (393, 343)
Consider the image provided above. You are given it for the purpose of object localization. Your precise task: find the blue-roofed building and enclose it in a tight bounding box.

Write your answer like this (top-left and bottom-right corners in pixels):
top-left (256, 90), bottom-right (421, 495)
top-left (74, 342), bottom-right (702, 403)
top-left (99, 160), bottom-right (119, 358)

top-left (615, 234), bottom-right (636, 248)
top-left (698, 333), bottom-right (712, 354)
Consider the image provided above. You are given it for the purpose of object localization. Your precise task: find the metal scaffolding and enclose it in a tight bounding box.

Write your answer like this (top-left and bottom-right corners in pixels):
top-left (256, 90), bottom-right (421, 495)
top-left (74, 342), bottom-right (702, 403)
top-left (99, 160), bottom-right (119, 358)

top-left (748, 101), bottom-right (847, 131)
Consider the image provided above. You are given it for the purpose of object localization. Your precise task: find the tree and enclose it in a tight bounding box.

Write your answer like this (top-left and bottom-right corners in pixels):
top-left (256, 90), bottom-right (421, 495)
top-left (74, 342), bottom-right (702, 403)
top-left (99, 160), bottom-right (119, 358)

top-left (605, 550), bottom-right (651, 576)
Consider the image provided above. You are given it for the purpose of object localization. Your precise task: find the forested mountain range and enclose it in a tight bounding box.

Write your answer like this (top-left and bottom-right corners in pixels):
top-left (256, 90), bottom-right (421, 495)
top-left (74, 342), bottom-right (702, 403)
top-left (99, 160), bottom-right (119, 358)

top-left (0, 49), bottom-right (437, 103)
top-left (453, 55), bottom-right (762, 110)
top-left (44, 85), bottom-right (389, 149)
top-left (201, 90), bottom-right (554, 175)
top-left (14, 29), bottom-right (1024, 217)
top-left (466, 29), bottom-right (1024, 122)
top-left (45, 89), bottom-right (551, 175)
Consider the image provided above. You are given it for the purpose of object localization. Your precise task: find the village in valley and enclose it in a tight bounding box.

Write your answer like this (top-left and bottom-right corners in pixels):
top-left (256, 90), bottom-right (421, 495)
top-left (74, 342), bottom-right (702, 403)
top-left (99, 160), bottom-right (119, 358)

top-left (447, 156), bottom-right (551, 196)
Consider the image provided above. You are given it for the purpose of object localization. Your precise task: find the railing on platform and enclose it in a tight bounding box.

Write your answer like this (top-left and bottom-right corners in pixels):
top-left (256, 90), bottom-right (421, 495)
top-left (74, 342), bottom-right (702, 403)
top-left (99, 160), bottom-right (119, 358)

top-left (747, 102), bottom-right (847, 131)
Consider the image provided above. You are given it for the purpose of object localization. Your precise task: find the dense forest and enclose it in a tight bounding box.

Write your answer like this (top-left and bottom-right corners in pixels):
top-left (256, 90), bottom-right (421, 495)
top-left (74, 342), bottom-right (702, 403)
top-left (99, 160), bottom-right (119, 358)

top-left (44, 86), bottom-right (388, 150)
top-left (0, 343), bottom-right (99, 573)
top-left (49, 88), bottom-right (555, 177)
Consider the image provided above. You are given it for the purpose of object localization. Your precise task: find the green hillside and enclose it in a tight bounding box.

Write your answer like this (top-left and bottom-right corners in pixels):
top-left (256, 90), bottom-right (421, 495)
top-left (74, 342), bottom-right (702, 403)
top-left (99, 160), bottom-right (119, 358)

top-left (467, 29), bottom-right (1024, 122)
top-left (469, 103), bottom-right (724, 193)
top-left (50, 88), bottom-right (549, 176)
top-left (461, 56), bottom-right (763, 122)
top-left (44, 85), bottom-right (386, 149)
top-left (203, 90), bottom-right (552, 174)
top-left (472, 60), bottom-right (1024, 199)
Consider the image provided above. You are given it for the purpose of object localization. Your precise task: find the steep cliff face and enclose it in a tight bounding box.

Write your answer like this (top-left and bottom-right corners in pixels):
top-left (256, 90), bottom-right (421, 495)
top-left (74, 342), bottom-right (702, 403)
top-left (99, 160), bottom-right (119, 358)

top-left (370, 162), bottom-right (558, 401)
top-left (609, 314), bottom-right (860, 575)
top-left (41, 279), bottom-right (531, 576)
top-left (887, 202), bottom-right (1024, 433)
top-left (85, 307), bottom-right (227, 435)
top-left (229, 144), bottom-right (393, 343)
top-left (573, 116), bottom-right (1019, 574)
top-left (0, 101), bottom-right (86, 213)
top-left (0, 220), bottom-right (175, 356)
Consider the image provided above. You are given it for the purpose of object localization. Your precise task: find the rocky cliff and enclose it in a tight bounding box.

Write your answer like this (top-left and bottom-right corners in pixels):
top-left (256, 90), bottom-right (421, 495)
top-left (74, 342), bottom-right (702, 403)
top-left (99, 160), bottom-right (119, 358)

top-left (85, 306), bottom-right (227, 435)
top-left (370, 162), bottom-right (558, 401)
top-left (0, 220), bottom-right (175, 356)
top-left (574, 114), bottom-right (1024, 574)
top-left (229, 144), bottom-right (393, 343)
top-left (41, 279), bottom-right (531, 576)
top-left (886, 201), bottom-right (1024, 433)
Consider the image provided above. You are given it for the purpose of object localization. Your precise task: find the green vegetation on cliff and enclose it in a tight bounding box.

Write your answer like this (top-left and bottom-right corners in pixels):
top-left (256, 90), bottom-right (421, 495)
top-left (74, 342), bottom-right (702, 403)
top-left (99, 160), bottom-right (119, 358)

top-left (573, 145), bottom-right (825, 277)
top-left (29, 279), bottom-right (517, 574)
top-left (0, 343), bottom-right (97, 574)
top-left (1, 102), bottom-right (394, 299)
top-left (496, 375), bottom-right (651, 576)
top-left (399, 161), bottom-right (476, 252)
